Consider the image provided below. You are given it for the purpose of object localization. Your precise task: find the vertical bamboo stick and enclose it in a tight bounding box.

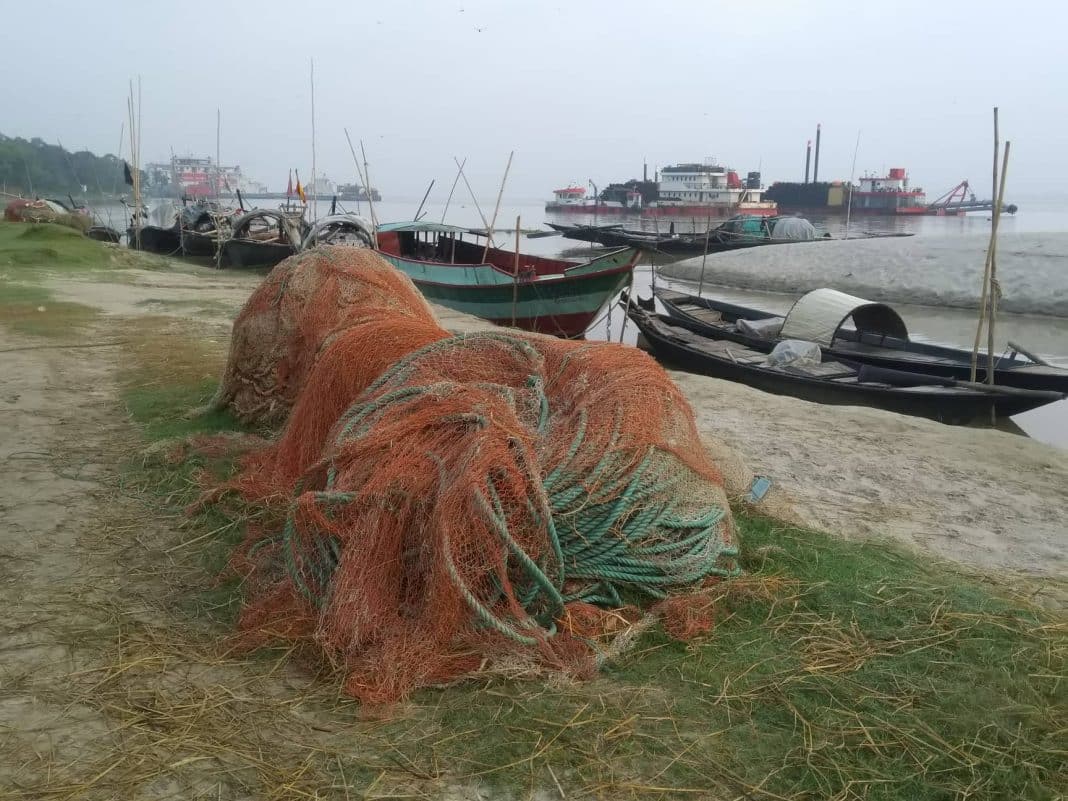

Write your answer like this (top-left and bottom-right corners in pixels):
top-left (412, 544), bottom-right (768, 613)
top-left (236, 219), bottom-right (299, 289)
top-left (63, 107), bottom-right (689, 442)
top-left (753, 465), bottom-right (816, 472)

top-left (697, 213), bottom-right (712, 297)
top-left (441, 158), bottom-right (466, 223)
top-left (512, 215), bottom-right (520, 326)
top-left (987, 141), bottom-right (1011, 388)
top-left (453, 156), bottom-right (493, 239)
top-left (359, 140), bottom-right (378, 247)
top-left (310, 59), bottom-right (317, 222)
top-left (482, 151), bottom-right (514, 263)
top-left (971, 107), bottom-right (999, 382)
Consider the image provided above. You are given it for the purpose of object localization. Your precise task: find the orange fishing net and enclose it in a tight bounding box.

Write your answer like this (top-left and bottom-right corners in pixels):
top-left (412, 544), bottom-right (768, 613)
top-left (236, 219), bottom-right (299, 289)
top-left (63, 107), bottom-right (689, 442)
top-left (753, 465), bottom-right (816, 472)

top-left (211, 246), bottom-right (437, 425)
top-left (226, 325), bottom-right (738, 702)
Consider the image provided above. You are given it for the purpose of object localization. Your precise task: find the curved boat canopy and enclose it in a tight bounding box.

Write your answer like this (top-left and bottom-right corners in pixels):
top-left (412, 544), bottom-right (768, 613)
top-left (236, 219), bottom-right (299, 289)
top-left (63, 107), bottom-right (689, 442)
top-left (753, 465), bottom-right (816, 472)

top-left (377, 221), bottom-right (472, 235)
top-left (781, 288), bottom-right (909, 346)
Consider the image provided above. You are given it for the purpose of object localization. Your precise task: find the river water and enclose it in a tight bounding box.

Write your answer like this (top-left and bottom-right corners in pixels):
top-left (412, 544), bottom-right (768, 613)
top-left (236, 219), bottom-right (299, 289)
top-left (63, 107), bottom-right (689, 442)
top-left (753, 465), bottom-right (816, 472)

top-left (90, 194), bottom-right (1068, 448)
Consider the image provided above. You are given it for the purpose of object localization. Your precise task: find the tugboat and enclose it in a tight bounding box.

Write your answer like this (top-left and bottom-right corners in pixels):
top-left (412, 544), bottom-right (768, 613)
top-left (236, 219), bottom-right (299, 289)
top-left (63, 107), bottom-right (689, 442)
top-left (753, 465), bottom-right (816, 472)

top-left (850, 168), bottom-right (927, 215)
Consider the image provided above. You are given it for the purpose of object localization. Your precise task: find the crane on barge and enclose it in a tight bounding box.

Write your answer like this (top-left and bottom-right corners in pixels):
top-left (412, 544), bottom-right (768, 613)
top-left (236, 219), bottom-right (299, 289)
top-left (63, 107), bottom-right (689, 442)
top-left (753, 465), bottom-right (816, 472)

top-left (926, 180), bottom-right (1018, 216)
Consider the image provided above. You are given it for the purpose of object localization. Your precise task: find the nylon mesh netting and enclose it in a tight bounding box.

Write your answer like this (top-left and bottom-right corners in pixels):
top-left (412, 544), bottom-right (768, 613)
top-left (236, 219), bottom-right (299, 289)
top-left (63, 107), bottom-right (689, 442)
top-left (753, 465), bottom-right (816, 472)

top-left (211, 245), bottom-right (438, 425)
top-left (223, 330), bottom-right (737, 702)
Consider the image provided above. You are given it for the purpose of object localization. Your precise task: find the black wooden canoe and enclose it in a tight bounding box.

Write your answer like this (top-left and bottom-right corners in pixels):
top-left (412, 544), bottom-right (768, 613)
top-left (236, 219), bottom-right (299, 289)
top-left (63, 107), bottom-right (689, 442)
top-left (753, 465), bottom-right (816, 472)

top-left (180, 229), bottom-right (219, 258)
top-left (127, 225), bottom-right (181, 255)
top-left (221, 238), bottom-right (296, 269)
top-left (627, 305), bottom-right (1064, 425)
top-left (655, 288), bottom-right (1068, 394)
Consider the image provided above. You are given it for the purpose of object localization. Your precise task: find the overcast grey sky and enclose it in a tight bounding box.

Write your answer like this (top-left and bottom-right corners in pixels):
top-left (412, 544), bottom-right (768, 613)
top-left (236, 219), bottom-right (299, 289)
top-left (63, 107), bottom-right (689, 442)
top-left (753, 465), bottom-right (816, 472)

top-left (3, 0), bottom-right (1063, 200)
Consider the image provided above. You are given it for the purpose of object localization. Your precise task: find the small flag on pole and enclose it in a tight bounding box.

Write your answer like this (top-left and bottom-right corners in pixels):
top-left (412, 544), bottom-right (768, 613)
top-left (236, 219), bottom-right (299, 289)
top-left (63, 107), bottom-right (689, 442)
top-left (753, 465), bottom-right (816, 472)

top-left (295, 170), bottom-right (306, 203)
top-left (286, 170), bottom-right (293, 197)
top-left (123, 161), bottom-right (134, 186)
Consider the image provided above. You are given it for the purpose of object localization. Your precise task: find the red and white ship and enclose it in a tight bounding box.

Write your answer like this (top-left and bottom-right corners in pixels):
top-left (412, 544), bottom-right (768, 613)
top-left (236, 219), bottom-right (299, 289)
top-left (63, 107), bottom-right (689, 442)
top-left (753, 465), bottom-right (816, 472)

top-left (546, 161), bottom-right (777, 218)
top-left (850, 168), bottom-right (927, 215)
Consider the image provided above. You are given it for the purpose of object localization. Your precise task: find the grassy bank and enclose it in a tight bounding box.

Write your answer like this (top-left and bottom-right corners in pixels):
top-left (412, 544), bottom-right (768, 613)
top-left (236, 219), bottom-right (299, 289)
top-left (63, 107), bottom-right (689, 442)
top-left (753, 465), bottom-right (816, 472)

top-left (114, 324), bottom-right (1067, 801)
top-left (1, 230), bottom-right (1064, 799)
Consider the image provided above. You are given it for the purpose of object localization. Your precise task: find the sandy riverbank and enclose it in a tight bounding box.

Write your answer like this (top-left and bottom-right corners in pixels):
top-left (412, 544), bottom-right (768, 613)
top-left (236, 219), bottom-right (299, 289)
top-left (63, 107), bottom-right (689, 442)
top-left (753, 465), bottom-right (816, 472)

top-left (21, 261), bottom-right (1068, 587)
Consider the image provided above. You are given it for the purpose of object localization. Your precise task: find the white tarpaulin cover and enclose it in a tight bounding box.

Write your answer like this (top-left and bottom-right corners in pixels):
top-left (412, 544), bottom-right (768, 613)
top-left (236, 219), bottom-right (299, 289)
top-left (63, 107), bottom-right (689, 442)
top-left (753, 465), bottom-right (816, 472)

top-left (780, 288), bottom-right (909, 346)
top-left (770, 217), bottom-right (817, 241)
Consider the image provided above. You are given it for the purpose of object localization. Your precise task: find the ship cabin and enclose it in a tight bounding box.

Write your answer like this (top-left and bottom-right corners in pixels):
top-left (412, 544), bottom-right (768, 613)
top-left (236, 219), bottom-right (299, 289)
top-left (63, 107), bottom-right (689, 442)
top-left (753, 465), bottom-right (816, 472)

top-left (657, 163), bottom-right (765, 204)
top-left (550, 186), bottom-right (587, 206)
top-left (854, 168), bottom-right (926, 212)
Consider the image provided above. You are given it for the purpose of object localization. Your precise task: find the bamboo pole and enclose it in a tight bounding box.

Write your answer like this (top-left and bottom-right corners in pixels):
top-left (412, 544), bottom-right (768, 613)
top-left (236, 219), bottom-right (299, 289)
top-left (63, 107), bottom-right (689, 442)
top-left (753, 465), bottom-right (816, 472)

top-left (215, 108), bottom-right (221, 200)
top-left (343, 129), bottom-right (370, 203)
top-left (310, 59), bottom-right (317, 222)
top-left (359, 140), bottom-right (378, 247)
top-left (512, 215), bottom-right (520, 326)
top-left (970, 107), bottom-right (999, 382)
top-left (414, 179), bottom-right (435, 221)
top-left (844, 130), bottom-right (861, 240)
top-left (453, 156), bottom-right (493, 240)
top-left (441, 158), bottom-right (466, 223)
top-left (697, 213), bottom-right (712, 297)
top-left (651, 217), bottom-right (659, 294)
top-left (987, 141), bottom-right (1011, 389)
top-left (482, 151), bottom-right (514, 263)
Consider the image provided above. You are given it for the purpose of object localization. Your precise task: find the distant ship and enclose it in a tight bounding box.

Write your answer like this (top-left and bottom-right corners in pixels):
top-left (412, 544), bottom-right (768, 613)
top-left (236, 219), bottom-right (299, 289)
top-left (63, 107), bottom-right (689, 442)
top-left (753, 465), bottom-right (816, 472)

top-left (766, 168), bottom-right (929, 216)
top-left (144, 156), bottom-right (267, 199)
top-left (546, 162), bottom-right (777, 218)
top-left (850, 169), bottom-right (927, 215)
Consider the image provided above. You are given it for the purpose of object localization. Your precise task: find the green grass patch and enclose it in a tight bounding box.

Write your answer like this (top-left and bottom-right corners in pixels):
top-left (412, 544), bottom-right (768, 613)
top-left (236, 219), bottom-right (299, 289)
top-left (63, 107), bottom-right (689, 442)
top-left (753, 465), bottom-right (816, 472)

top-left (0, 220), bottom-right (116, 269)
top-left (0, 280), bottom-right (101, 337)
top-left (114, 328), bottom-right (1067, 800)
top-left (0, 220), bottom-right (173, 274)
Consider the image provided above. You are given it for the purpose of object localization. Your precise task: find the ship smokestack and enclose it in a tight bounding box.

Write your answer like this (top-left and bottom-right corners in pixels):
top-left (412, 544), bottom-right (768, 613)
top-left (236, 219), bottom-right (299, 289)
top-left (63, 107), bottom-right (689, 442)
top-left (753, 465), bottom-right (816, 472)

top-left (804, 140), bottom-right (812, 184)
top-left (813, 124), bottom-right (822, 183)
top-left (643, 161), bottom-right (648, 182)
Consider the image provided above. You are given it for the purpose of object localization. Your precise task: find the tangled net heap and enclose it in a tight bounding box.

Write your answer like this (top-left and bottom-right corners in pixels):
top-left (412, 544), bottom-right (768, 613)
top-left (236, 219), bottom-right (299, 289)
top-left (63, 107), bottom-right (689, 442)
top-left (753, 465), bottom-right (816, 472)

top-left (211, 246), bottom-right (438, 425)
top-left (227, 309), bottom-right (738, 701)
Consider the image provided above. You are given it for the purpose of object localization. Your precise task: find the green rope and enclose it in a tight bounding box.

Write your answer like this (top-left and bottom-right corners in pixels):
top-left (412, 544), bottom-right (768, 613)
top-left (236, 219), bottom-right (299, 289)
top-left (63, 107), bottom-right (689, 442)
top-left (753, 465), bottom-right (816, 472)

top-left (273, 332), bottom-right (738, 644)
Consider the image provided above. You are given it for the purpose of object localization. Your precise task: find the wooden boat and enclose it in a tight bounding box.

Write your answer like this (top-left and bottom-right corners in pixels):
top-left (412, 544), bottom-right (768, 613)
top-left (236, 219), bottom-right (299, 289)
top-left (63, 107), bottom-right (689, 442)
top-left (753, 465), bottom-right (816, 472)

top-left (302, 213), bottom-right (373, 248)
top-left (376, 221), bottom-right (638, 338)
top-left (180, 229), bottom-right (220, 258)
top-left (626, 303), bottom-right (1065, 425)
top-left (86, 225), bottom-right (121, 243)
top-left (221, 209), bottom-right (308, 269)
top-left (127, 224), bottom-right (181, 254)
top-left (545, 222), bottom-right (638, 248)
top-left (655, 288), bottom-right (1068, 394)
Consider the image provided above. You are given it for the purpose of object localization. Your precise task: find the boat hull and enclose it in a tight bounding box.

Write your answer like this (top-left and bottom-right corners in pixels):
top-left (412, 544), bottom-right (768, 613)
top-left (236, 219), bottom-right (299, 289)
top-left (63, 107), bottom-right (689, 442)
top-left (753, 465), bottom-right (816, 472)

top-left (630, 309), bottom-right (1062, 425)
top-left (179, 230), bottom-right (218, 258)
top-left (547, 203), bottom-right (778, 218)
top-left (656, 290), bottom-right (1068, 394)
top-left (127, 226), bottom-right (181, 254)
top-left (222, 239), bottom-right (296, 269)
top-left (379, 248), bottom-right (636, 338)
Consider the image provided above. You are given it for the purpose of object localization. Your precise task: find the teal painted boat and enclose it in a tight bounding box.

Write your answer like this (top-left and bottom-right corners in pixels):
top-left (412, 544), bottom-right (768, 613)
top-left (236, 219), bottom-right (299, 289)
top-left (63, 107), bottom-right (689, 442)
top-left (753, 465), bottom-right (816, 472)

top-left (376, 221), bottom-right (639, 338)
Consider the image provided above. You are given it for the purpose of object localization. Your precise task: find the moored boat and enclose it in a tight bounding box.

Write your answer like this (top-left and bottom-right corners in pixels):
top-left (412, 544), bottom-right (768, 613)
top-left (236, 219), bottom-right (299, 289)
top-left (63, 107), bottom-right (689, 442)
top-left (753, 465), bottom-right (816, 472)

top-left (221, 208), bottom-right (308, 269)
top-left (626, 303), bottom-right (1065, 425)
top-left (655, 288), bottom-right (1068, 394)
top-left (127, 224), bottom-right (181, 254)
top-left (375, 221), bottom-right (638, 338)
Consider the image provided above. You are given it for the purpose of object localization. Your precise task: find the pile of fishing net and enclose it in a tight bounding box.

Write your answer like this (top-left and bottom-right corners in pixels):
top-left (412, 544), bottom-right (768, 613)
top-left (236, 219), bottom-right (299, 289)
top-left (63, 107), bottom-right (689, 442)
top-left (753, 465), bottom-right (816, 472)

top-left (211, 247), bottom-right (738, 703)
top-left (210, 245), bottom-right (439, 425)
top-left (3, 198), bottom-right (90, 232)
